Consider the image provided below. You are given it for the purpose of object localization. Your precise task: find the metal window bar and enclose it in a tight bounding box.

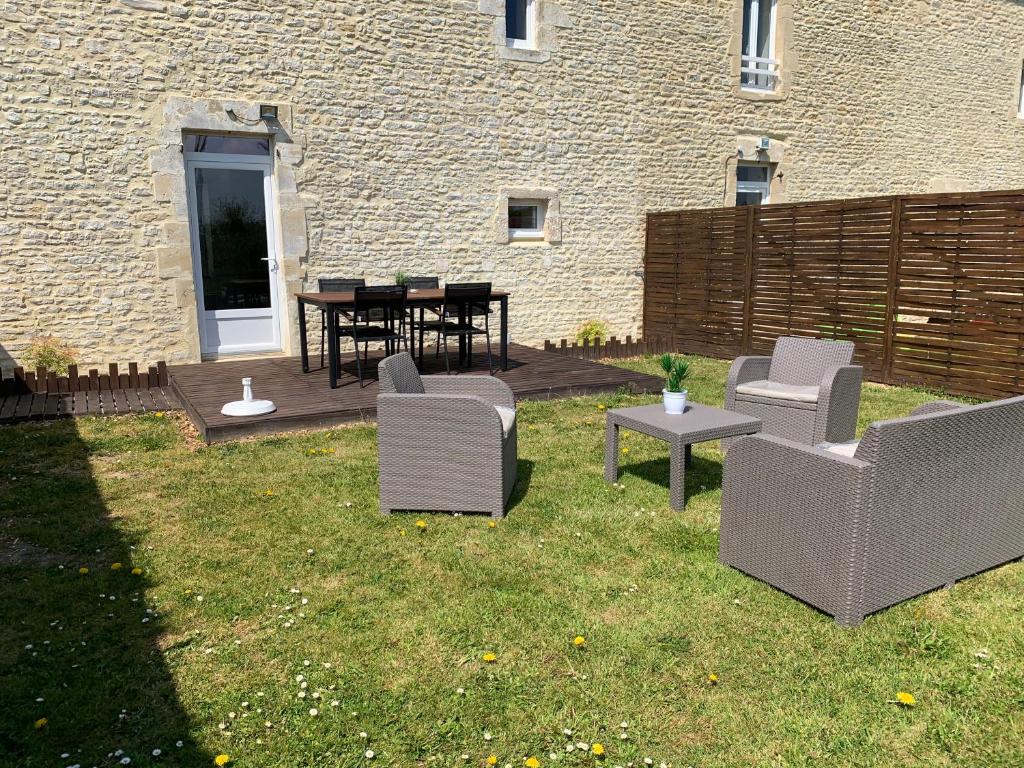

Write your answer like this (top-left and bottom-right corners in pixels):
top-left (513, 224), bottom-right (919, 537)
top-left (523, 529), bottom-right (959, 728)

top-left (740, 55), bottom-right (779, 91)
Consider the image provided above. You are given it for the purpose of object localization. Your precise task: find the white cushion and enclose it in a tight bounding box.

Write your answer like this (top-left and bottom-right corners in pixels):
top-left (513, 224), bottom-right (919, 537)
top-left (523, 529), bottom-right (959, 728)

top-left (819, 440), bottom-right (859, 458)
top-left (735, 380), bottom-right (820, 403)
top-left (494, 405), bottom-right (516, 437)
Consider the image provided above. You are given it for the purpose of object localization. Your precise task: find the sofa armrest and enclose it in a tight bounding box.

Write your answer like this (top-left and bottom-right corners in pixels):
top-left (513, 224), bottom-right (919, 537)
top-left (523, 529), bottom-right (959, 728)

top-left (815, 365), bottom-right (863, 443)
top-left (720, 433), bottom-right (871, 626)
top-left (909, 399), bottom-right (962, 418)
top-left (421, 376), bottom-right (515, 409)
top-left (725, 356), bottom-right (773, 407)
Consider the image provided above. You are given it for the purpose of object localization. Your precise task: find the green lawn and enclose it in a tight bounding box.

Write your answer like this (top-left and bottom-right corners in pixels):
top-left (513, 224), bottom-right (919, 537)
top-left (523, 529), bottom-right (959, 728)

top-left (1, 355), bottom-right (1021, 767)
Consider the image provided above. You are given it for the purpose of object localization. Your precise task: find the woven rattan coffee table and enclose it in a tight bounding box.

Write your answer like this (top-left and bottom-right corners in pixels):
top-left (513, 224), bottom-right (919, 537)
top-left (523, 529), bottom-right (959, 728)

top-left (605, 403), bottom-right (761, 510)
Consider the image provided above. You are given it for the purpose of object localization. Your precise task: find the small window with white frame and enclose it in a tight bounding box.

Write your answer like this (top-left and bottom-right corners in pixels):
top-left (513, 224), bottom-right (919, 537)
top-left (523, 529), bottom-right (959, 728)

top-left (506, 0), bottom-right (537, 49)
top-left (508, 199), bottom-right (546, 240)
top-left (740, 0), bottom-right (778, 91)
top-left (736, 163), bottom-right (772, 206)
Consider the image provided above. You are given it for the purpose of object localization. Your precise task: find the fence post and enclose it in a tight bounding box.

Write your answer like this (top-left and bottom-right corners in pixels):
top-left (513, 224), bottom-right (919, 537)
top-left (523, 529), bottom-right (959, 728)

top-left (740, 205), bottom-right (756, 355)
top-left (881, 195), bottom-right (903, 384)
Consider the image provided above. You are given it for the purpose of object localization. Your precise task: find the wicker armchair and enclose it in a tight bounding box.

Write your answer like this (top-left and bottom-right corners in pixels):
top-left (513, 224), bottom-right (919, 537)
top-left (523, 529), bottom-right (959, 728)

top-left (376, 352), bottom-right (518, 518)
top-left (719, 396), bottom-right (1024, 626)
top-left (723, 336), bottom-right (862, 448)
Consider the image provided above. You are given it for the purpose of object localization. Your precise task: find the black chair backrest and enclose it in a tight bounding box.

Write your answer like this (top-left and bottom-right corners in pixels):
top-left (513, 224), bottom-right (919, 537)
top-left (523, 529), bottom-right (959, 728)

top-left (354, 285), bottom-right (407, 315)
top-left (319, 277), bottom-right (365, 293)
top-left (445, 282), bottom-right (491, 316)
top-left (403, 276), bottom-right (439, 290)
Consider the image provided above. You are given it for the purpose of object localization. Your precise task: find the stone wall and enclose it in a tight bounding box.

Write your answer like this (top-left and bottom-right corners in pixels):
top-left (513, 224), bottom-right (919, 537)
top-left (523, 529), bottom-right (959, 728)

top-left (1, 0), bottom-right (1023, 367)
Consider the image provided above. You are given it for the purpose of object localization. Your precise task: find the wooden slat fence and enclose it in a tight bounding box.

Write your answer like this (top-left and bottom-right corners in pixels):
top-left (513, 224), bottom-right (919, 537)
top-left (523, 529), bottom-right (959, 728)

top-left (644, 188), bottom-right (1024, 399)
top-left (543, 336), bottom-right (675, 361)
top-left (0, 361), bottom-right (169, 395)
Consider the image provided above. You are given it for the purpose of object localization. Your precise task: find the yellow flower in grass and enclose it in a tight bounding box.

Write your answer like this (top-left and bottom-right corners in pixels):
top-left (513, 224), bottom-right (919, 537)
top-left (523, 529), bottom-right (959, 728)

top-left (415, 519), bottom-right (427, 530)
top-left (33, 717), bottom-right (47, 730)
top-left (896, 691), bottom-right (916, 707)
top-left (573, 635), bottom-right (586, 648)
top-left (111, 562), bottom-right (123, 571)
top-left (78, 567), bottom-right (89, 575)
top-left (621, 447), bottom-right (630, 455)
top-left (596, 404), bottom-right (606, 412)
top-left (131, 567), bottom-right (143, 576)
top-left (708, 673), bottom-right (719, 685)
top-left (263, 489), bottom-right (274, 497)
top-left (486, 757), bottom-right (498, 766)
top-left (592, 743), bottom-right (605, 757)
top-left (488, 521), bottom-right (497, 529)
top-left (154, 411), bottom-right (166, 418)
top-left (214, 754), bottom-right (231, 766)
top-left (525, 758), bottom-right (540, 768)
top-left (399, 529), bottom-right (406, 537)
top-left (482, 652), bottom-right (497, 663)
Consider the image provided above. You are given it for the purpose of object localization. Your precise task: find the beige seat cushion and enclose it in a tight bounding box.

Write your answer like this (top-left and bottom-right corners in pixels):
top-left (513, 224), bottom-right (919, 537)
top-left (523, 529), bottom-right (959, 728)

top-left (494, 405), bottom-right (516, 437)
top-left (819, 440), bottom-right (859, 458)
top-left (735, 380), bottom-right (820, 404)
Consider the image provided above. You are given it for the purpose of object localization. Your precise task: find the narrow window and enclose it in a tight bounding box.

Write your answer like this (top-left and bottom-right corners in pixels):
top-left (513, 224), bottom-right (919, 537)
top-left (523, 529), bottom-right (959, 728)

top-left (508, 199), bottom-right (546, 240)
top-left (736, 163), bottom-right (772, 206)
top-left (506, 0), bottom-right (536, 49)
top-left (740, 0), bottom-right (778, 91)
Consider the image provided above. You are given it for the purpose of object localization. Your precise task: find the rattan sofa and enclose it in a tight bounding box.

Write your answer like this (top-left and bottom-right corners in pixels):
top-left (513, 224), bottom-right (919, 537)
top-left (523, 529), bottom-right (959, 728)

top-left (723, 336), bottom-right (862, 449)
top-left (376, 352), bottom-right (517, 518)
top-left (719, 396), bottom-right (1024, 626)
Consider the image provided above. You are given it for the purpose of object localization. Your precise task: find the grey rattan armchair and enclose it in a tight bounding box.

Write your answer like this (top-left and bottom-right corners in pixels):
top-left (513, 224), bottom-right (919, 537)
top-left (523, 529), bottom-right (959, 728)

top-left (719, 396), bottom-right (1024, 626)
top-left (723, 336), bottom-right (862, 448)
top-left (376, 352), bottom-right (517, 518)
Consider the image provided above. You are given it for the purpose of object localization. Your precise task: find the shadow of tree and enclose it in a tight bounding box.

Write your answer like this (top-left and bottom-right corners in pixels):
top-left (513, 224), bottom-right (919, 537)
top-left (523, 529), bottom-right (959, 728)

top-left (0, 418), bottom-right (210, 767)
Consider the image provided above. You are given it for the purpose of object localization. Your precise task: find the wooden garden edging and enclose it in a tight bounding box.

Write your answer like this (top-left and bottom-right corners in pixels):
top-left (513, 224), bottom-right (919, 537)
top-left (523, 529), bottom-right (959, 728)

top-left (644, 188), bottom-right (1024, 400)
top-left (543, 336), bottom-right (675, 361)
top-left (0, 361), bottom-right (178, 424)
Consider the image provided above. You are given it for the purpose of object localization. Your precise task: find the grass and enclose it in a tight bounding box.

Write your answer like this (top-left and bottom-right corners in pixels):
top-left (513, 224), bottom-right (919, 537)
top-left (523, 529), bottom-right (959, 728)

top-left (0, 354), bottom-right (1021, 767)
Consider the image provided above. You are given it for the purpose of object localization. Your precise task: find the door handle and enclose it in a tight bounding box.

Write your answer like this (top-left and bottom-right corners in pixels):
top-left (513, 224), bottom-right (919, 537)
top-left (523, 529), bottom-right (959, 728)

top-left (260, 256), bottom-right (279, 272)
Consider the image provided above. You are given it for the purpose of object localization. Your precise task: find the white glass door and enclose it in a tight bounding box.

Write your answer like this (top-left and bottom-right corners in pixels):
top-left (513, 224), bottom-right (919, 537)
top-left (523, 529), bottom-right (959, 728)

top-left (185, 144), bottom-right (282, 356)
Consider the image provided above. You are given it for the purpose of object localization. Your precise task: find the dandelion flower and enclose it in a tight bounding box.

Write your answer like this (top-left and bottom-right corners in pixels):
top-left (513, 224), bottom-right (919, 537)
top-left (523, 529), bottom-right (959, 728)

top-left (896, 692), bottom-right (916, 707)
top-left (488, 521), bottom-right (497, 529)
top-left (416, 520), bottom-right (427, 529)
top-left (621, 447), bottom-right (630, 455)
top-left (573, 635), bottom-right (586, 648)
top-left (487, 757), bottom-right (498, 766)
top-left (33, 717), bottom-right (47, 730)
top-left (131, 567), bottom-right (143, 576)
top-left (525, 758), bottom-right (540, 768)
top-left (592, 743), bottom-right (605, 757)
top-left (214, 755), bottom-right (231, 766)
top-left (597, 404), bottom-right (606, 411)
top-left (78, 567), bottom-right (89, 575)
top-left (482, 652), bottom-right (497, 663)
top-left (708, 673), bottom-right (719, 685)
top-left (111, 562), bottom-right (123, 571)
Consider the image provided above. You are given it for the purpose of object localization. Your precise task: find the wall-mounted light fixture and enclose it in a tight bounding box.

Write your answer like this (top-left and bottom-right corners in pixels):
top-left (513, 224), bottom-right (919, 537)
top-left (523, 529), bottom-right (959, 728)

top-left (259, 104), bottom-right (279, 122)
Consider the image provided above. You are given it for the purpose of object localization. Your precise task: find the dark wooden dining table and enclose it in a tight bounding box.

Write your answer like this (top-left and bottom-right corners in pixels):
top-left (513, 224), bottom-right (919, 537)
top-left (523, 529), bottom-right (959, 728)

top-left (296, 288), bottom-right (510, 388)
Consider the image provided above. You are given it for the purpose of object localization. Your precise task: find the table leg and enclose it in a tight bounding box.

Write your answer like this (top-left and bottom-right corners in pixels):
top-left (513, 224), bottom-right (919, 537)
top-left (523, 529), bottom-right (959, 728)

top-left (604, 419), bottom-right (620, 484)
top-left (669, 441), bottom-right (687, 511)
top-left (685, 443), bottom-right (692, 469)
top-left (458, 303), bottom-right (467, 365)
top-left (298, 298), bottom-right (310, 373)
top-left (500, 295), bottom-right (508, 371)
top-left (327, 305), bottom-right (339, 389)
top-left (418, 308), bottom-right (425, 364)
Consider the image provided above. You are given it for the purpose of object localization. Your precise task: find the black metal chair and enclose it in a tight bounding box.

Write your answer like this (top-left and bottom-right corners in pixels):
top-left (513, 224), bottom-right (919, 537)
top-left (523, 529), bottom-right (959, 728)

top-left (318, 278), bottom-right (365, 369)
top-left (402, 276), bottom-right (442, 362)
top-left (422, 282), bottom-right (494, 374)
top-left (336, 285), bottom-right (408, 387)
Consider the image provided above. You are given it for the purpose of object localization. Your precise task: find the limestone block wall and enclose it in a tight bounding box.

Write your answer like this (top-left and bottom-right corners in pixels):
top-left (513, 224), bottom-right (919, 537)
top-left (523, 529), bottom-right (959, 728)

top-left (1, 0), bottom-right (1023, 367)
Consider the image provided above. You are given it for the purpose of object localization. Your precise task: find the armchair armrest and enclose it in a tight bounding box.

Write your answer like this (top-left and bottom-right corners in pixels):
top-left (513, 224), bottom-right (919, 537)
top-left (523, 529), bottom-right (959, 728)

top-left (725, 356), bottom-right (772, 407)
top-left (909, 399), bottom-right (962, 418)
top-left (720, 433), bottom-right (871, 626)
top-left (421, 375), bottom-right (514, 409)
top-left (815, 365), bottom-right (863, 443)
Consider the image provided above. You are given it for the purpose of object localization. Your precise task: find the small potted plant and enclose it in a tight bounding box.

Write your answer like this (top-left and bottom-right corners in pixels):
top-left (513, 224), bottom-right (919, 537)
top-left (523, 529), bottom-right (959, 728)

top-left (659, 353), bottom-right (690, 414)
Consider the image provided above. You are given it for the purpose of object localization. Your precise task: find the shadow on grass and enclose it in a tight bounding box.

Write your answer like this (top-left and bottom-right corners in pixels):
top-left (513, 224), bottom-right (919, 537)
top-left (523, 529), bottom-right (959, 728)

top-left (0, 418), bottom-right (209, 767)
top-left (619, 454), bottom-right (723, 505)
top-left (506, 458), bottom-right (535, 513)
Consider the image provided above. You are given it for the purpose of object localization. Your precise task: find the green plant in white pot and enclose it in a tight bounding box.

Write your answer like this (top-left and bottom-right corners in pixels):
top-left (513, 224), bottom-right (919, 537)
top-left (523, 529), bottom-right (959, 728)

top-left (659, 354), bottom-right (690, 414)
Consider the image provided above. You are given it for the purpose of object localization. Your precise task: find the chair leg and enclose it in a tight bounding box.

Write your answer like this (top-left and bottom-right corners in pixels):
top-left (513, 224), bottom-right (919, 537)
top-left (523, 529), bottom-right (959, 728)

top-left (484, 314), bottom-right (493, 375)
top-left (354, 340), bottom-right (365, 387)
top-left (442, 332), bottom-right (450, 374)
top-left (320, 311), bottom-right (326, 369)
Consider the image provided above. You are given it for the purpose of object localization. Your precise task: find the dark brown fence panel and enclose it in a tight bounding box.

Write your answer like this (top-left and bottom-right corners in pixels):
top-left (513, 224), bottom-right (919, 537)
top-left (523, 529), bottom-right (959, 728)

top-left (0, 361), bottom-right (170, 396)
top-left (543, 336), bottom-right (674, 360)
top-left (890, 193), bottom-right (1024, 398)
top-left (644, 208), bottom-right (749, 358)
top-left (749, 197), bottom-right (893, 381)
top-left (643, 188), bottom-right (1024, 400)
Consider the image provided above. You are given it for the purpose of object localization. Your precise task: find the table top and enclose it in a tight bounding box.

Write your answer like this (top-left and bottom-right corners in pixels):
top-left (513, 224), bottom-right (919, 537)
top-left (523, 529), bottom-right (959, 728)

top-left (608, 402), bottom-right (761, 442)
top-left (296, 289), bottom-right (509, 306)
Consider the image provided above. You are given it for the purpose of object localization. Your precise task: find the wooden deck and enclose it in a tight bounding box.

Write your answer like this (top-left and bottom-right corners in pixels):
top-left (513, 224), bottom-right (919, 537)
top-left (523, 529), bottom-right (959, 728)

top-left (0, 387), bottom-right (180, 424)
top-left (170, 344), bottom-right (663, 443)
